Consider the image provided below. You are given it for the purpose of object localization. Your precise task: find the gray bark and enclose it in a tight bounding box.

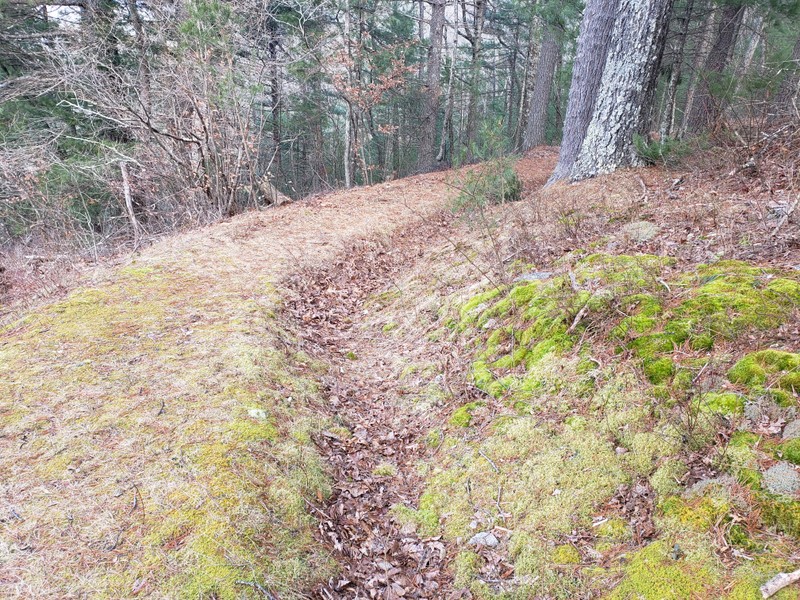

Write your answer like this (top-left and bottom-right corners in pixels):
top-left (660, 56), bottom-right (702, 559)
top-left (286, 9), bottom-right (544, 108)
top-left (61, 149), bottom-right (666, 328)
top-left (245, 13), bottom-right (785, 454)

top-left (685, 2), bottom-right (745, 133)
top-left (549, 0), bottom-right (618, 182)
top-left (522, 25), bottom-right (560, 150)
top-left (659, 0), bottom-right (695, 139)
top-left (571, 0), bottom-right (674, 181)
top-left (417, 0), bottom-right (446, 172)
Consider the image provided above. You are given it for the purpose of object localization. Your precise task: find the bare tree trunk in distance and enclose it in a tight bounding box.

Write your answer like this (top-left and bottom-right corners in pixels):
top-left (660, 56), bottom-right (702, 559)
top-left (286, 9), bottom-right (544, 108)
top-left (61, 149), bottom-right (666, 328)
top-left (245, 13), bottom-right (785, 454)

top-left (659, 0), bottom-right (695, 139)
top-left (685, 2), bottom-right (745, 133)
top-left (514, 15), bottom-right (541, 150)
top-left (771, 33), bottom-right (800, 120)
top-left (522, 25), bottom-right (560, 150)
top-left (571, 0), bottom-right (674, 181)
top-left (417, 0), bottom-right (446, 173)
top-left (680, 1), bottom-right (716, 136)
top-left (548, 0), bottom-right (619, 182)
top-left (463, 0), bottom-right (486, 161)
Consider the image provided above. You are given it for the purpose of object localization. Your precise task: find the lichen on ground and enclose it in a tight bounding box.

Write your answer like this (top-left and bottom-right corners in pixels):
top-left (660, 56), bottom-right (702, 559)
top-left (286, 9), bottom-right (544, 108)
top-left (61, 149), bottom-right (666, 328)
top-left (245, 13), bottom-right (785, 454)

top-left (0, 261), bottom-right (335, 598)
top-left (410, 252), bottom-right (800, 597)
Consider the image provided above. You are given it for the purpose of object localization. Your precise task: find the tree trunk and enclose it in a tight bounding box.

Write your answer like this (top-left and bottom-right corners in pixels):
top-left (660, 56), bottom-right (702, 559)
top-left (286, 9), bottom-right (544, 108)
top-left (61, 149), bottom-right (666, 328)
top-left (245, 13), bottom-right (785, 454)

top-left (772, 33), bottom-right (800, 120)
top-left (515, 14), bottom-right (541, 150)
top-left (548, 0), bottom-right (619, 182)
top-left (463, 0), bottom-right (486, 161)
top-left (268, 20), bottom-right (282, 174)
top-left (659, 0), bottom-right (694, 139)
top-left (679, 1), bottom-right (716, 136)
top-left (685, 2), bottom-right (745, 133)
top-left (437, 33), bottom-right (458, 164)
top-left (416, 0), bottom-right (446, 173)
top-left (522, 25), bottom-right (560, 150)
top-left (571, 0), bottom-right (674, 181)
top-left (343, 0), bottom-right (353, 188)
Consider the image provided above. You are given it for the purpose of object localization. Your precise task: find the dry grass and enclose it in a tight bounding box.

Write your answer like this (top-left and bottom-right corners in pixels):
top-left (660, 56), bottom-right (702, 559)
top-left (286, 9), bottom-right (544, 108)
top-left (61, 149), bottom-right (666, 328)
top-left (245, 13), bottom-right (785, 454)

top-left (0, 170), bottom-right (456, 598)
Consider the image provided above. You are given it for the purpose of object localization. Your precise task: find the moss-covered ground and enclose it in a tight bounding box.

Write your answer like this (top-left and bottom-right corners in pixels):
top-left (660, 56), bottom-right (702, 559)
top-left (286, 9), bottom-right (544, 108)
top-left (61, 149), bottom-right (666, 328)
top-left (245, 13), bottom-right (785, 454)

top-left (0, 260), bottom-right (339, 598)
top-left (400, 252), bottom-right (800, 598)
top-left (0, 173), bottom-right (460, 598)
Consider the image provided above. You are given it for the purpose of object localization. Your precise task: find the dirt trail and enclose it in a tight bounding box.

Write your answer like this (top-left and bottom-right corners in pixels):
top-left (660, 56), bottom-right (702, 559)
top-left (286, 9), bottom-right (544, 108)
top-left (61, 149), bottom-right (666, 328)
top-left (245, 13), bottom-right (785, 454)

top-left (283, 218), bottom-right (464, 598)
top-left (0, 151), bottom-right (559, 598)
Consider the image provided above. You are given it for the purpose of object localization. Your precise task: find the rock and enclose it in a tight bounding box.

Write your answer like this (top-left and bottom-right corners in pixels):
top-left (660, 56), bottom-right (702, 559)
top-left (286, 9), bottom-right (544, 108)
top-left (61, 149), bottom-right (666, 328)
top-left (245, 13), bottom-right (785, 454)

top-left (621, 221), bottom-right (659, 243)
top-left (514, 271), bottom-right (553, 282)
top-left (762, 462), bottom-right (800, 496)
top-left (468, 531), bottom-right (499, 548)
top-left (247, 408), bottom-right (268, 420)
top-left (783, 419), bottom-right (800, 440)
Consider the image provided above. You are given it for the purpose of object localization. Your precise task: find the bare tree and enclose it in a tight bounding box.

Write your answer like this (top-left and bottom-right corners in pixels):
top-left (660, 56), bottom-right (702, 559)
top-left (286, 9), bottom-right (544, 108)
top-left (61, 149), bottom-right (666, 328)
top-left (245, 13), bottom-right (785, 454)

top-left (522, 24), bottom-right (560, 150)
top-left (570, 0), bottom-right (674, 181)
top-left (685, 2), bottom-right (745, 133)
top-left (417, 0), bottom-right (447, 172)
top-left (548, 0), bottom-right (619, 182)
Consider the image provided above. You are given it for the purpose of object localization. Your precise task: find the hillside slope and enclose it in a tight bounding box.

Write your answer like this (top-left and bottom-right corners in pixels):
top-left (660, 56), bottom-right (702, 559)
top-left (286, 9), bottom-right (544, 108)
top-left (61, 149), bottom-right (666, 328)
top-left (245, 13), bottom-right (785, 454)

top-left (0, 172), bottom-right (455, 598)
top-left (2, 147), bottom-right (800, 599)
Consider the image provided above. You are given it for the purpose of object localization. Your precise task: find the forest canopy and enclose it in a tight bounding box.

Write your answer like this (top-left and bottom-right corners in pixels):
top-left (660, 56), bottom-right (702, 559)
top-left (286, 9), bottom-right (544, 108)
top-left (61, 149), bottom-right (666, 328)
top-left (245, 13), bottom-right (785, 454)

top-left (0, 0), bottom-right (798, 253)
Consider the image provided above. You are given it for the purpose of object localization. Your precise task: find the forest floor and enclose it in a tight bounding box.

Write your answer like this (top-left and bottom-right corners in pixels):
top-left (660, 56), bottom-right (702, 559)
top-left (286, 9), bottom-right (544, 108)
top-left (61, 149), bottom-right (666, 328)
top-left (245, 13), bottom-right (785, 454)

top-left (2, 138), bottom-right (800, 599)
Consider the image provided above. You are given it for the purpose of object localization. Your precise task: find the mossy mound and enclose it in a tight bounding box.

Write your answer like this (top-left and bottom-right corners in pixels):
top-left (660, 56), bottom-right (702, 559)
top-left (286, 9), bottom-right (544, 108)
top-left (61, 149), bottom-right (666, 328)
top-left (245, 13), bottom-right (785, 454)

top-left (420, 253), bottom-right (800, 597)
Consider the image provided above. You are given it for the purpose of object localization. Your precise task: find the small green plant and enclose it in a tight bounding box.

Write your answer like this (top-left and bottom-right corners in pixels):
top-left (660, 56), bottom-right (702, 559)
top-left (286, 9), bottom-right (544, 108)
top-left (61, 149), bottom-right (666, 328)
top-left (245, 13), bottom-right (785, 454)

top-left (452, 158), bottom-right (522, 211)
top-left (634, 134), bottom-right (691, 167)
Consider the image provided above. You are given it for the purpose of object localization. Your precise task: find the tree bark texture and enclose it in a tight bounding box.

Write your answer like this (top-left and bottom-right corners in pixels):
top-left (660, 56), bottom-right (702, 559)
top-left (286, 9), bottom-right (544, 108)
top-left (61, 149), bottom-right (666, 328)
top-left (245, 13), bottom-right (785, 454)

top-left (463, 0), bottom-right (486, 160)
top-left (549, 0), bottom-right (618, 182)
top-left (522, 25), bottom-right (560, 150)
top-left (685, 2), bottom-right (745, 133)
top-left (571, 0), bottom-right (674, 181)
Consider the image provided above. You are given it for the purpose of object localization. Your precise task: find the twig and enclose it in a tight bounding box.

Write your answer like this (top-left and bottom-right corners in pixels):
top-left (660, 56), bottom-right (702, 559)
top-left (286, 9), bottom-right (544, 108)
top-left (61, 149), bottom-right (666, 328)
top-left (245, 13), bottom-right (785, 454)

top-left (567, 303), bottom-right (590, 334)
top-left (235, 580), bottom-right (278, 599)
top-left (771, 196), bottom-right (799, 236)
top-left (478, 449), bottom-right (499, 473)
top-left (761, 568), bottom-right (800, 598)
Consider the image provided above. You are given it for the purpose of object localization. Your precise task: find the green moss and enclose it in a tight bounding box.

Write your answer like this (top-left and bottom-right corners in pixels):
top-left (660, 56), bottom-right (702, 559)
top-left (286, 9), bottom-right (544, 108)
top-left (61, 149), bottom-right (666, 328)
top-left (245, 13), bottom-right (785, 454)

top-left (449, 402), bottom-right (485, 427)
top-left (701, 392), bottom-right (745, 416)
top-left (760, 495), bottom-right (800, 537)
top-left (643, 357), bottom-right (675, 384)
top-left (607, 541), bottom-right (715, 599)
top-left (453, 550), bottom-right (481, 587)
top-left (729, 350), bottom-right (800, 388)
top-left (551, 544), bottom-right (581, 564)
top-left (650, 459), bottom-right (688, 497)
top-left (623, 431), bottom-right (680, 476)
top-left (595, 518), bottom-right (631, 542)
top-left (382, 321), bottom-right (398, 333)
top-left (778, 438), bottom-right (800, 465)
top-left (660, 495), bottom-right (731, 532)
